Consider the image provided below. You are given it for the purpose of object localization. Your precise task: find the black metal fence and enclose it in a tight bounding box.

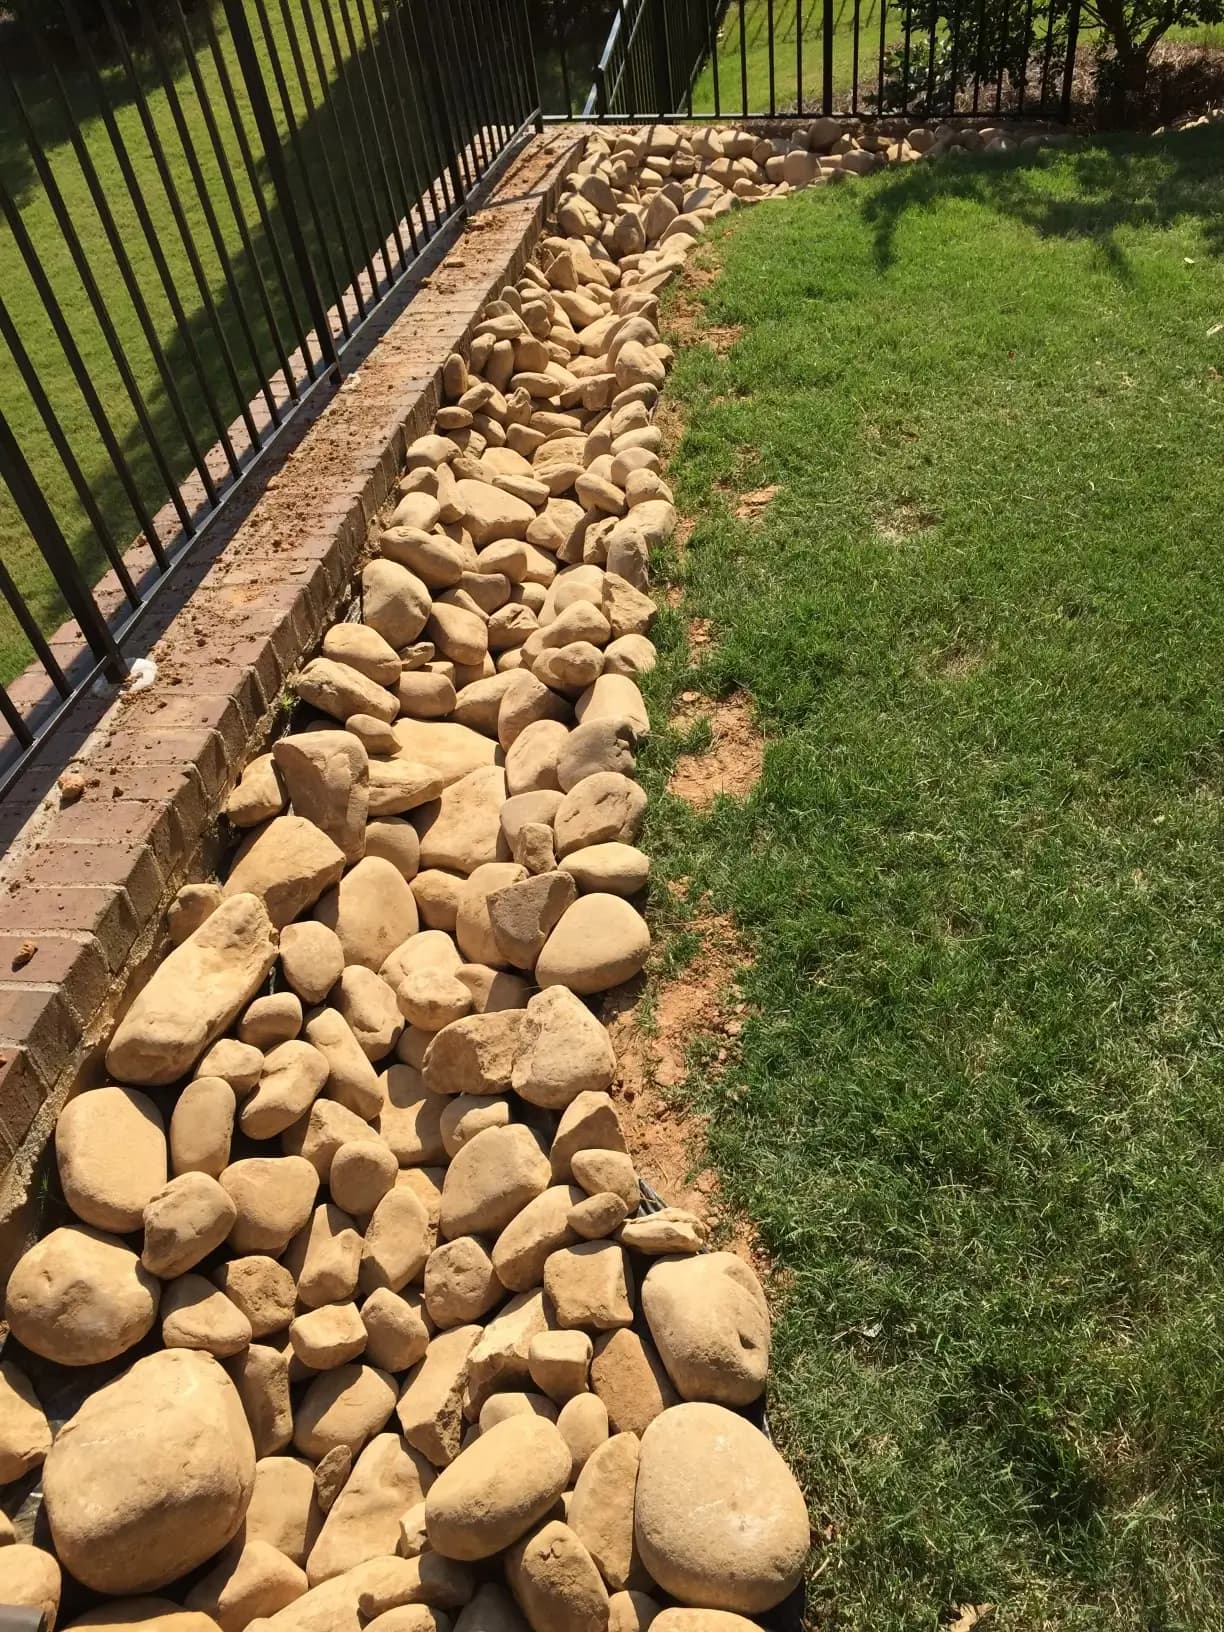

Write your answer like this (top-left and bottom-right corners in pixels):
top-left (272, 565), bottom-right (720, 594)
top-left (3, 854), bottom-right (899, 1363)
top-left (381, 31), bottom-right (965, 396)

top-left (0, 0), bottom-right (540, 798)
top-left (544, 0), bottom-right (1082, 123)
top-left (1, 0), bottom-right (1081, 803)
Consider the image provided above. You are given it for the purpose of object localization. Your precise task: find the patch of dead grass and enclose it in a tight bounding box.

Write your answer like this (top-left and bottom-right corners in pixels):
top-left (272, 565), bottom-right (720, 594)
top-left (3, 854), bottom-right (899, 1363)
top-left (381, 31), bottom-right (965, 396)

top-left (932, 642), bottom-right (990, 681)
top-left (874, 500), bottom-right (941, 544)
top-left (735, 484), bottom-right (780, 521)
top-left (668, 691), bottom-right (764, 808)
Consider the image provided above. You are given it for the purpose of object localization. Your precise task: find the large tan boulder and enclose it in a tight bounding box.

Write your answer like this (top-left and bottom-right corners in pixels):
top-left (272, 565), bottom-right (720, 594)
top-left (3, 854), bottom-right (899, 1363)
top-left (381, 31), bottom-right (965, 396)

top-left (229, 1344), bottom-right (292, 1457)
top-left (161, 1274), bottom-right (252, 1358)
top-left (424, 1416), bottom-right (570, 1560)
top-left (650, 1616), bottom-right (762, 1632)
top-left (560, 842), bottom-right (650, 898)
top-left (491, 1185), bottom-right (582, 1292)
top-left (295, 657), bottom-right (398, 725)
top-left (362, 559), bottom-right (432, 649)
top-left (544, 1242), bottom-right (633, 1331)
top-left (535, 895), bottom-right (650, 995)
top-left (440, 1125), bottom-right (549, 1240)
top-left (513, 987), bottom-right (616, 1108)
top-left (0, 1546), bottom-right (61, 1629)
top-left (505, 1522), bottom-right (609, 1632)
top-left (285, 1204), bottom-right (363, 1309)
top-left (315, 857), bottom-right (420, 971)
top-left (0, 1360), bottom-right (50, 1483)
top-left (424, 1236), bottom-right (502, 1328)
top-left (43, 1350), bottom-right (255, 1594)
top-left (170, 1075), bottom-right (236, 1179)
top-left (416, 767), bottom-right (508, 875)
top-left (221, 1157), bottom-right (320, 1255)
top-left (633, 1404), bottom-right (809, 1612)
top-left (333, 967), bottom-right (404, 1062)
top-left (554, 774), bottom-right (646, 857)
top-left (360, 1187), bottom-right (431, 1294)
top-left (224, 821), bottom-right (346, 931)
top-left (392, 720), bottom-right (500, 787)
top-left (63, 1598), bottom-right (225, 1632)
top-left (641, 1253), bottom-right (769, 1407)
top-left (55, 1085), bottom-right (166, 1232)
top-left (486, 871), bottom-right (576, 969)
top-left (213, 1256), bottom-right (297, 1337)
top-left (240, 1040), bottom-right (330, 1140)
top-left (463, 1291), bottom-right (550, 1418)
top-left (396, 1325), bottom-right (482, 1467)
top-left (361, 1287), bottom-right (431, 1373)
top-left (186, 1538), bottom-right (307, 1632)
top-left (281, 921), bottom-right (346, 1005)
top-left (5, 1226), bottom-right (159, 1365)
top-left (423, 1011), bottom-right (523, 1097)
top-left (376, 1066), bottom-right (448, 1165)
top-left (293, 1364), bottom-right (399, 1461)
top-left (142, 1172), bottom-right (238, 1277)
top-left (307, 1433), bottom-right (434, 1585)
top-left (302, 1009), bottom-right (383, 1120)
top-left (290, 1304), bottom-right (366, 1371)
top-left (244, 1455), bottom-right (322, 1566)
top-left (273, 732), bottom-right (369, 863)
top-left (590, 1331), bottom-right (677, 1438)
top-left (568, 1434), bottom-right (640, 1591)
top-left (557, 1394), bottom-right (609, 1476)
top-left (456, 481), bottom-right (535, 546)
top-left (330, 1139), bottom-right (397, 1216)
top-left (107, 894), bottom-right (278, 1085)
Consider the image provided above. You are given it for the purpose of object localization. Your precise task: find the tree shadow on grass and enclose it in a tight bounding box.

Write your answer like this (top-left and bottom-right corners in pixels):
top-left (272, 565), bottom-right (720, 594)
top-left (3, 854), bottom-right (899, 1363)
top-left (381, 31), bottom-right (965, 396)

top-left (859, 124), bottom-right (1224, 280)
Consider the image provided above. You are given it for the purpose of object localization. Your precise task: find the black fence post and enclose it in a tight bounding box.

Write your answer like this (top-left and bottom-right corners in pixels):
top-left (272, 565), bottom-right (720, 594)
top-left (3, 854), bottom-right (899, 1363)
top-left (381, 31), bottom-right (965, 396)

top-left (220, 0), bottom-right (342, 381)
top-left (1060, 0), bottom-right (1082, 121)
top-left (822, 0), bottom-right (835, 113)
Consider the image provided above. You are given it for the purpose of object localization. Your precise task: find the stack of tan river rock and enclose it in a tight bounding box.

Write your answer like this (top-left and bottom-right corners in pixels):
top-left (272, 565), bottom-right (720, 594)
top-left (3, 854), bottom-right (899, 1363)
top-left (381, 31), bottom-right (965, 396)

top-left (0, 114), bottom-right (1069, 1632)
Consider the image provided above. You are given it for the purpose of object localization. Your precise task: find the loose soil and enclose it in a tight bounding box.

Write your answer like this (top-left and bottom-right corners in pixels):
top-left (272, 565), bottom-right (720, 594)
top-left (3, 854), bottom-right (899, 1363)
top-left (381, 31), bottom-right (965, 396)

top-left (735, 483), bottom-right (780, 521)
top-left (601, 912), bottom-right (761, 1265)
top-left (668, 692), bottom-right (765, 808)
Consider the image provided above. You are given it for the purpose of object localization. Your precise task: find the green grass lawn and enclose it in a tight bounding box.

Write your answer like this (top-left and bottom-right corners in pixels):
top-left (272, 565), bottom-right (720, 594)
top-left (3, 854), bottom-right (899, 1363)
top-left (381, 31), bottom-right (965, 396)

top-left (0, 1), bottom-right (495, 688)
top-left (688, 0), bottom-right (1224, 115)
top-left (691, 0), bottom-right (883, 112)
top-left (641, 126), bottom-right (1224, 1628)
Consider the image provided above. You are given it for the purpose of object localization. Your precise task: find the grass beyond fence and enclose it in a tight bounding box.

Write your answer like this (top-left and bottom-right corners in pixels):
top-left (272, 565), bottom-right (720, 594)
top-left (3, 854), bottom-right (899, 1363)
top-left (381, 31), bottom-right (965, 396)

top-left (645, 126), bottom-right (1224, 1627)
top-left (688, 0), bottom-right (1224, 113)
top-left (0, 2), bottom-right (468, 688)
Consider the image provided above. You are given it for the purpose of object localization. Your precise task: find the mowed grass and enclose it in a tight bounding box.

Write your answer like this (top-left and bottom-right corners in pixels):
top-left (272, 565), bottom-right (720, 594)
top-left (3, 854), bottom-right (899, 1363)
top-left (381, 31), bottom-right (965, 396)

top-left (639, 127), bottom-right (1224, 1629)
top-left (688, 0), bottom-right (1224, 115)
top-left (0, 3), bottom-right (478, 685)
top-left (691, 0), bottom-right (884, 112)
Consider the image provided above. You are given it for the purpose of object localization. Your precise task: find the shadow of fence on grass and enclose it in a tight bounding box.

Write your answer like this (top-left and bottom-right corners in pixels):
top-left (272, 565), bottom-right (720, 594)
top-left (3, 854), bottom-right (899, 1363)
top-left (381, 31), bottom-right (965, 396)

top-left (859, 124), bottom-right (1224, 278)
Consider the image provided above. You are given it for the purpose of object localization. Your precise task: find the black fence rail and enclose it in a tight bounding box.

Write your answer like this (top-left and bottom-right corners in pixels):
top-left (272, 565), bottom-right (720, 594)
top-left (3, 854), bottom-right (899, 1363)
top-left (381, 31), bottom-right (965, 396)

top-left (0, 0), bottom-right (540, 799)
top-left (545, 0), bottom-right (1082, 124)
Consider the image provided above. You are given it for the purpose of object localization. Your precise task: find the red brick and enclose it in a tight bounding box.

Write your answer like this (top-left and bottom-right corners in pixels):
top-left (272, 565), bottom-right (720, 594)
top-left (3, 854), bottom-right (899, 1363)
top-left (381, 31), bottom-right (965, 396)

top-left (128, 691), bottom-right (252, 765)
top-left (95, 726), bottom-right (227, 803)
top-left (18, 841), bottom-right (165, 926)
top-left (0, 1047), bottom-right (46, 1161)
top-left (0, 887), bottom-right (139, 973)
top-left (52, 792), bottom-right (186, 881)
top-left (0, 934), bottom-right (109, 1030)
top-left (0, 985), bottom-right (80, 1088)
